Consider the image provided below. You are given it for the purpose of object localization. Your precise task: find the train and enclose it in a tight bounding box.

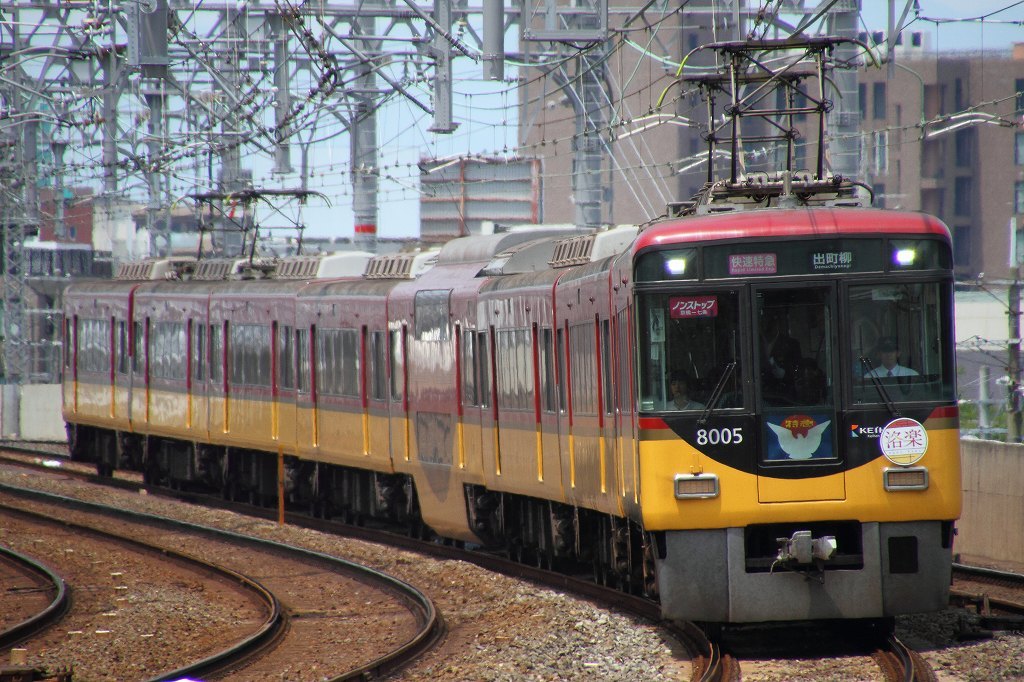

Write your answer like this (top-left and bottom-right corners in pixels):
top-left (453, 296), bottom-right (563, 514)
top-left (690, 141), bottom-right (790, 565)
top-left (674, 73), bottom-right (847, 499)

top-left (62, 186), bottom-right (961, 625)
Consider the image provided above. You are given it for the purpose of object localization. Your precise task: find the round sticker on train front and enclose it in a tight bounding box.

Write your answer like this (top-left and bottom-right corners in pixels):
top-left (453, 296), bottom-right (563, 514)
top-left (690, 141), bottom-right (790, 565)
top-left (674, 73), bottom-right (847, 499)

top-left (879, 417), bottom-right (928, 466)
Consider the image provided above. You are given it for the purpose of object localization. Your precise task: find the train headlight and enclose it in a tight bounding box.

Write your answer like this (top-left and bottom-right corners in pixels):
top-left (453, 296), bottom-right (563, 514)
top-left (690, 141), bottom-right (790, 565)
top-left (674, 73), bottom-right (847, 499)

top-left (674, 473), bottom-right (719, 499)
top-left (893, 248), bottom-right (916, 266)
top-left (883, 467), bottom-right (929, 491)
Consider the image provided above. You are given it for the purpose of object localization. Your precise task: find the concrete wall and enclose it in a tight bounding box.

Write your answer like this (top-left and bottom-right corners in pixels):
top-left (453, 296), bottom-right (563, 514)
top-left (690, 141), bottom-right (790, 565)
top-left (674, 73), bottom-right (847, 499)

top-left (0, 384), bottom-right (66, 442)
top-left (958, 438), bottom-right (1024, 567)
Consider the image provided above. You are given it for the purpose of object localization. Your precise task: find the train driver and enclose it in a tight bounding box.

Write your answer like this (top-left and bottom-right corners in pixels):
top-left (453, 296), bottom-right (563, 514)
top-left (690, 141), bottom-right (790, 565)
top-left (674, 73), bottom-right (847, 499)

top-left (863, 336), bottom-right (919, 378)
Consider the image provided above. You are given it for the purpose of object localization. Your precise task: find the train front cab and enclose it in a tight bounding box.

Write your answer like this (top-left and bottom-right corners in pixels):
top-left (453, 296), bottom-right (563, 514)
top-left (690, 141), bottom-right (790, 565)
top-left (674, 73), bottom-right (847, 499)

top-left (633, 220), bottom-right (961, 623)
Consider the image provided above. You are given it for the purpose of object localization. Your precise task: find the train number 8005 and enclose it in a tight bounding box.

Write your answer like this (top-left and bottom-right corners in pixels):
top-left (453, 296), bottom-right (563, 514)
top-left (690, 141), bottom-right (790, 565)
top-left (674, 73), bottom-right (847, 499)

top-left (695, 427), bottom-right (743, 445)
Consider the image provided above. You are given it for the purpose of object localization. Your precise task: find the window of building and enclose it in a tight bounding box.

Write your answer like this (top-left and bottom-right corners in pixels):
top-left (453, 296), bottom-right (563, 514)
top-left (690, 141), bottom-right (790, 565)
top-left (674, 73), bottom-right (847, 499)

top-left (1016, 78), bottom-right (1024, 112)
top-left (954, 176), bottom-right (972, 216)
top-left (872, 82), bottom-right (886, 119)
top-left (858, 83), bottom-right (867, 119)
top-left (873, 183), bottom-right (886, 209)
top-left (955, 129), bottom-right (973, 167)
top-left (1015, 133), bottom-right (1024, 165)
top-left (953, 225), bottom-right (972, 265)
top-left (873, 131), bottom-right (889, 174)
top-left (1015, 181), bottom-right (1024, 214)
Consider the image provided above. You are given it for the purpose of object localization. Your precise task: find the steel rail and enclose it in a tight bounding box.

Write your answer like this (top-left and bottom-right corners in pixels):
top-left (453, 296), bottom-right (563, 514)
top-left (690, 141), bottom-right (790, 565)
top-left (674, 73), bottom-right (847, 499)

top-left (0, 545), bottom-right (69, 649)
top-left (0, 480), bottom-right (443, 681)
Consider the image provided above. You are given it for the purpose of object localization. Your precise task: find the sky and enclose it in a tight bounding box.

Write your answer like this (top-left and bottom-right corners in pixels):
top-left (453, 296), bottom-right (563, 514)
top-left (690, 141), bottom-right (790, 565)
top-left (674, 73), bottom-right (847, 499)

top-left (277, 1), bottom-right (1024, 243)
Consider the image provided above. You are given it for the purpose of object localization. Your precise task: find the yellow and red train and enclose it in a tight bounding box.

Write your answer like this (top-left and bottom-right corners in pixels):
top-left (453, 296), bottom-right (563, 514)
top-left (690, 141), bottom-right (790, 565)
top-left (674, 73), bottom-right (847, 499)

top-left (63, 204), bottom-right (960, 624)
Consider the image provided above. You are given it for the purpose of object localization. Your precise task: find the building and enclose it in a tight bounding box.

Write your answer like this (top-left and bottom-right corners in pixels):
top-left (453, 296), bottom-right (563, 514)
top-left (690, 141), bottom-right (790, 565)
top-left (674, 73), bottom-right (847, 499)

top-left (857, 47), bottom-right (1024, 280)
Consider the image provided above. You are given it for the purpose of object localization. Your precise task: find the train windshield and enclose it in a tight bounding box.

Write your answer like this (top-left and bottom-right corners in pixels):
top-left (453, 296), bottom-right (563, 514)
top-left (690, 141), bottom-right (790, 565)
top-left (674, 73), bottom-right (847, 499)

top-left (848, 281), bottom-right (954, 404)
top-left (637, 289), bottom-right (744, 412)
top-left (635, 281), bottom-right (954, 416)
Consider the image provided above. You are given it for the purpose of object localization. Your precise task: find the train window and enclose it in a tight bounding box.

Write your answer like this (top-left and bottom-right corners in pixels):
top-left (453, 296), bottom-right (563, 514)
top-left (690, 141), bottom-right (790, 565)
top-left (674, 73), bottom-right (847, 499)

top-left (78, 318), bottom-right (112, 374)
top-left (370, 330), bottom-right (387, 401)
top-left (462, 330), bottom-right (478, 407)
top-left (116, 319), bottom-right (129, 375)
top-left (757, 287), bottom-right (838, 463)
top-left (555, 327), bottom-right (566, 413)
top-left (297, 328), bottom-right (311, 393)
top-left (210, 324), bottom-right (223, 384)
top-left (616, 308), bottom-right (632, 414)
top-left (132, 320), bottom-right (145, 374)
top-left (316, 328), bottom-right (359, 397)
top-left (228, 324), bottom-right (270, 386)
top-left (389, 328), bottom-right (404, 402)
top-left (637, 290), bottom-right (743, 412)
top-left (849, 282), bottom-right (954, 404)
top-left (415, 290), bottom-right (451, 341)
top-left (277, 325), bottom-right (294, 390)
top-left (191, 321), bottom-right (205, 382)
top-left (601, 319), bottom-right (614, 415)
top-left (64, 317), bottom-right (73, 370)
top-left (540, 328), bottom-right (555, 412)
top-left (496, 329), bottom-right (532, 411)
top-left (477, 330), bottom-right (491, 409)
top-left (569, 323), bottom-right (597, 415)
top-left (151, 321), bottom-right (186, 380)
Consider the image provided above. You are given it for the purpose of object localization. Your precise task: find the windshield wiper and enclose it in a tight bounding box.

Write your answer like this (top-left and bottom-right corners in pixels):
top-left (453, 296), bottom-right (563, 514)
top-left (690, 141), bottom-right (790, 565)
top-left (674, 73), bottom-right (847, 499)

top-left (698, 361), bottom-right (737, 425)
top-left (859, 356), bottom-right (900, 417)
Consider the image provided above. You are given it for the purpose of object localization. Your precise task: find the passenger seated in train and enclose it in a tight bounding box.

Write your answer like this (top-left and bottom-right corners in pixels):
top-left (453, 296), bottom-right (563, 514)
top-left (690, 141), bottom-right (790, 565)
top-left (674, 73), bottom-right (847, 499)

top-left (662, 370), bottom-right (706, 411)
top-left (863, 336), bottom-right (918, 378)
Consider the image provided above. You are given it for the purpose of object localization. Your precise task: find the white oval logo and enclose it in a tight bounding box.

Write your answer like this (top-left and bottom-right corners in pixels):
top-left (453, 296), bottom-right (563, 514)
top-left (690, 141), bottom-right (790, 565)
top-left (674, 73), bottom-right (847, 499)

top-left (880, 417), bottom-right (928, 466)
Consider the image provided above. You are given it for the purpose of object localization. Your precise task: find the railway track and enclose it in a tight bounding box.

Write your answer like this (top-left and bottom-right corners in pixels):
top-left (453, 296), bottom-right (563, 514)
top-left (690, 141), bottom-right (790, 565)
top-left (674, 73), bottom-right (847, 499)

top-left (0, 445), bottom-right (713, 679)
top-left (4, 444), bottom-right (1001, 682)
top-left (951, 563), bottom-right (1024, 636)
top-left (0, 545), bottom-right (69, 650)
top-left (873, 635), bottom-right (936, 682)
top-left (0, 480), bottom-right (443, 681)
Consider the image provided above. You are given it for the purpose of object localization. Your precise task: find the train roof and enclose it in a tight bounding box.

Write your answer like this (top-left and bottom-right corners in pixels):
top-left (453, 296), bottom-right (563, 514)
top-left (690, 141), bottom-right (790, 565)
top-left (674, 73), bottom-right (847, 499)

top-left (435, 227), bottom-right (584, 266)
top-left (635, 208), bottom-right (950, 253)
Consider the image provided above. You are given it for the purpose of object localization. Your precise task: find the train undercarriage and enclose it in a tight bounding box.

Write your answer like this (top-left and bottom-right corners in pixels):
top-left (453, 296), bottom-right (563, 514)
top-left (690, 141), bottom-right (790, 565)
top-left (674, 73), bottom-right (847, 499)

top-left (66, 423), bottom-right (660, 598)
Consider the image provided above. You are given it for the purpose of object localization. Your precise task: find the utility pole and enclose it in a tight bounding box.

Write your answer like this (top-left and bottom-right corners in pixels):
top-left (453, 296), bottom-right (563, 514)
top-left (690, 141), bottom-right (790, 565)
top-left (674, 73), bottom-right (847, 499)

top-left (1009, 218), bottom-right (1022, 442)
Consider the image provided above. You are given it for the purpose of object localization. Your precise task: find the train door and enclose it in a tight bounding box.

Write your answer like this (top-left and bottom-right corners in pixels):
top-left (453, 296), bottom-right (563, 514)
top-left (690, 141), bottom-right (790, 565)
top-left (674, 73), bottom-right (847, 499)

top-left (613, 304), bottom-right (639, 509)
top-left (537, 326), bottom-right (564, 496)
top-left (188, 318), bottom-right (206, 439)
top-left (129, 317), bottom-right (150, 428)
top-left (754, 284), bottom-right (844, 502)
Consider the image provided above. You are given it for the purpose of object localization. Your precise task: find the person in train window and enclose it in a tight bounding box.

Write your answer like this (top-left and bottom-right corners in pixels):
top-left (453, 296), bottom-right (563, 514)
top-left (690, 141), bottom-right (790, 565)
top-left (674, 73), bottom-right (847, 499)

top-left (665, 370), bottom-right (706, 410)
top-left (863, 336), bottom-right (919, 378)
top-left (763, 316), bottom-right (802, 384)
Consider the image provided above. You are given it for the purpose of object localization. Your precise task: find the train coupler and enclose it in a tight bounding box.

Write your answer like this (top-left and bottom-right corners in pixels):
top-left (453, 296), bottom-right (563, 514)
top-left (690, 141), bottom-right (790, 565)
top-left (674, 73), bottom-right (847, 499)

top-left (772, 530), bottom-right (837, 577)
